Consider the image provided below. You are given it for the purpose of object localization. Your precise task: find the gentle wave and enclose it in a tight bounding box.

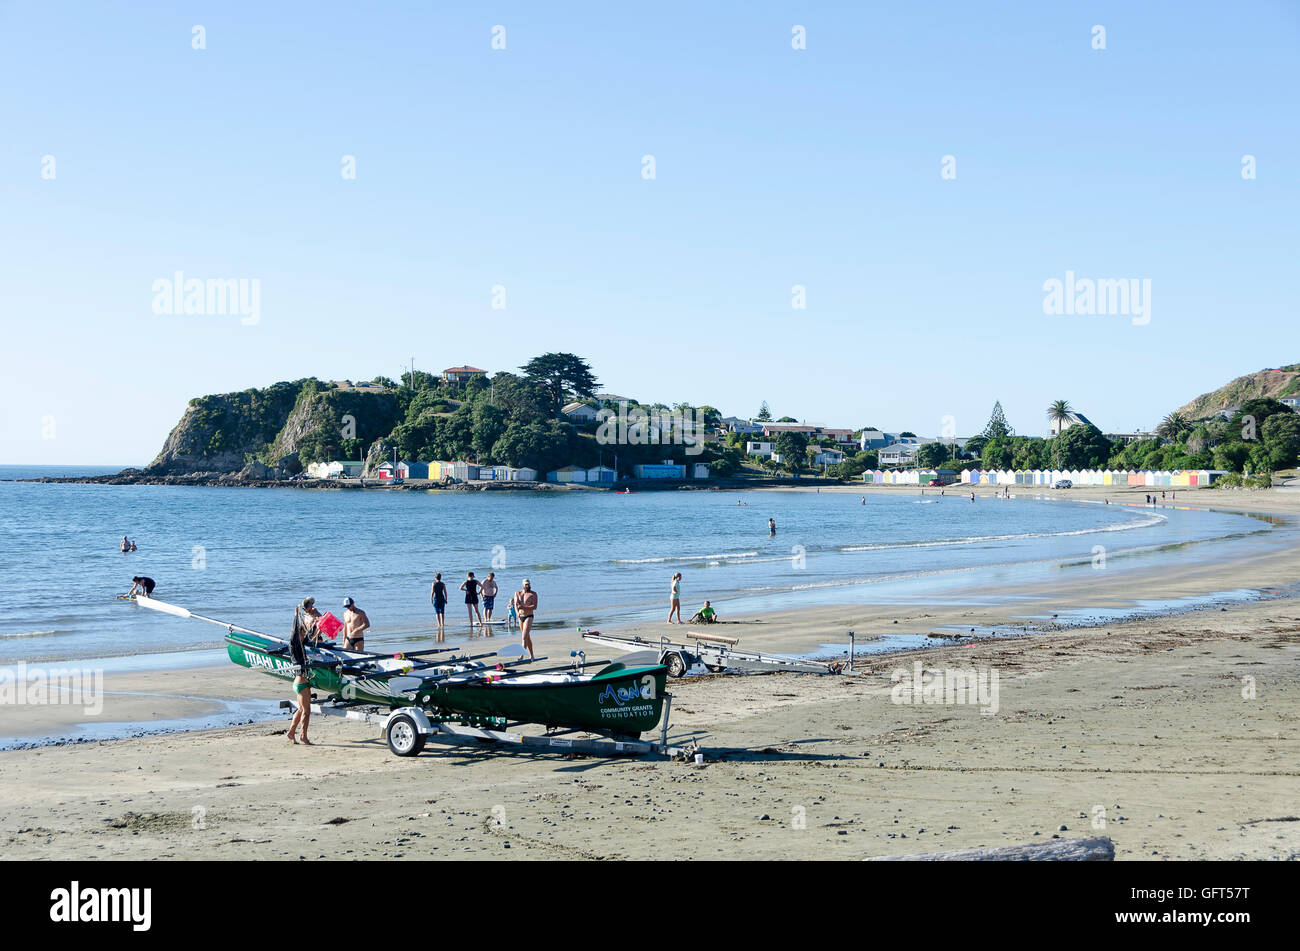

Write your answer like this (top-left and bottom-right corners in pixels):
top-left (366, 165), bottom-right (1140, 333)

top-left (0, 630), bottom-right (60, 639)
top-left (613, 551), bottom-right (760, 564)
top-left (839, 513), bottom-right (1165, 552)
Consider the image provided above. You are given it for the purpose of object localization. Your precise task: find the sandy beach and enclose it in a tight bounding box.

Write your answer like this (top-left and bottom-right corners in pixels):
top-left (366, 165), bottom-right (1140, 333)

top-left (2, 485), bottom-right (1297, 861)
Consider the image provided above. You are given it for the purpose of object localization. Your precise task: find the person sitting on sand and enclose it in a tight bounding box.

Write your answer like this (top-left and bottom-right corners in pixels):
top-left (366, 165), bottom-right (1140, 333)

top-left (287, 614), bottom-right (313, 746)
top-left (341, 597), bottom-right (370, 652)
top-left (125, 576), bottom-right (155, 598)
top-left (689, 600), bottom-right (717, 624)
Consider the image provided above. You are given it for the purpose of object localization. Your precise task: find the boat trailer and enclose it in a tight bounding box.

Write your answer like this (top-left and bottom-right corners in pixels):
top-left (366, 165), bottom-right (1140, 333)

top-left (581, 629), bottom-right (857, 677)
top-left (283, 696), bottom-right (695, 760)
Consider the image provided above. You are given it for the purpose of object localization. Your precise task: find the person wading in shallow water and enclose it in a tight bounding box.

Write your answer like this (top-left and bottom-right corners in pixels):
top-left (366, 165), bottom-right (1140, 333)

top-left (512, 579), bottom-right (538, 659)
top-left (342, 597), bottom-right (370, 652)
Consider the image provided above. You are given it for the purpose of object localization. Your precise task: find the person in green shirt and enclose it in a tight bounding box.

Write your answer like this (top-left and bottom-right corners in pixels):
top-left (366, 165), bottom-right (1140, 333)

top-left (690, 600), bottom-right (717, 624)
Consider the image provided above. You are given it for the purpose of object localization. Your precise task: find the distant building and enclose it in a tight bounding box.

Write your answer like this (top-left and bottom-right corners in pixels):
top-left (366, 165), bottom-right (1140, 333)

top-left (1049, 411), bottom-right (1094, 436)
top-left (586, 465), bottom-right (617, 483)
top-left (1105, 431), bottom-right (1158, 445)
top-left (746, 441), bottom-right (775, 458)
top-left (691, 462), bottom-right (710, 479)
top-left (442, 366), bottom-right (487, 385)
top-left (878, 443), bottom-right (920, 466)
top-left (547, 465), bottom-right (587, 483)
top-left (721, 417), bottom-right (763, 435)
top-left (811, 447), bottom-right (846, 467)
top-left (858, 430), bottom-right (891, 451)
top-left (563, 401), bottom-right (599, 423)
top-left (1281, 397), bottom-right (1299, 408)
top-left (633, 463), bottom-right (686, 479)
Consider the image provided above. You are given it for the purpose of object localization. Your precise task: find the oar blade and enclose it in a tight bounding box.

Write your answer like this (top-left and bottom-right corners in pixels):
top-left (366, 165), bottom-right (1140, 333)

top-left (134, 596), bottom-right (193, 619)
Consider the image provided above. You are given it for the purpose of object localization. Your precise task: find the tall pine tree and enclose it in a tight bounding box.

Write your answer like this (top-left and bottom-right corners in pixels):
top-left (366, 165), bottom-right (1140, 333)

top-left (981, 401), bottom-right (1015, 440)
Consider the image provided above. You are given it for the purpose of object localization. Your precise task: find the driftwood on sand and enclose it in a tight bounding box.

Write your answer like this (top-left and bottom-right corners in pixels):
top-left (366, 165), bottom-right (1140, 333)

top-left (866, 836), bottom-right (1114, 861)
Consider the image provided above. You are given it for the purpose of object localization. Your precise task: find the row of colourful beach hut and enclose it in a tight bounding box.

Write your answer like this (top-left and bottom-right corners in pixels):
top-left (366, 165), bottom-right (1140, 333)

top-left (860, 469), bottom-right (958, 485)
top-left (957, 469), bottom-right (1228, 487)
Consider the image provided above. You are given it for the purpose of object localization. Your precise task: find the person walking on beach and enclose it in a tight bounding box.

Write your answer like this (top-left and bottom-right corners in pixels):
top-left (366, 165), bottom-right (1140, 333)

top-left (341, 597), bottom-right (370, 652)
top-left (481, 572), bottom-right (499, 623)
top-left (287, 604), bottom-right (314, 746)
top-left (668, 572), bottom-right (683, 624)
top-left (460, 571), bottom-right (482, 627)
top-left (430, 573), bottom-right (448, 641)
top-left (125, 576), bottom-right (155, 598)
top-left (512, 579), bottom-right (538, 659)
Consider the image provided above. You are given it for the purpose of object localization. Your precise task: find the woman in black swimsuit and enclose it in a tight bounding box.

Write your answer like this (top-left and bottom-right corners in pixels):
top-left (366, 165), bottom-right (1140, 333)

top-left (459, 571), bottom-right (482, 627)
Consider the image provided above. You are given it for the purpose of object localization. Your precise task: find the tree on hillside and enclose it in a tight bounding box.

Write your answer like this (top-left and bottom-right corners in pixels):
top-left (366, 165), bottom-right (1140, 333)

top-left (1046, 399), bottom-right (1073, 433)
top-left (520, 353), bottom-right (599, 417)
top-left (756, 401), bottom-right (772, 421)
top-left (917, 442), bottom-right (952, 468)
top-left (777, 416), bottom-right (798, 423)
top-left (1157, 412), bottom-right (1191, 441)
top-left (981, 402), bottom-right (1015, 440)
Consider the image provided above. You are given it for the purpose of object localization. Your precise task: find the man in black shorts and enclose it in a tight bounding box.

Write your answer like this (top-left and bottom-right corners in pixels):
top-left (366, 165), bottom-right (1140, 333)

top-left (126, 576), bottom-right (155, 598)
top-left (430, 572), bottom-right (448, 641)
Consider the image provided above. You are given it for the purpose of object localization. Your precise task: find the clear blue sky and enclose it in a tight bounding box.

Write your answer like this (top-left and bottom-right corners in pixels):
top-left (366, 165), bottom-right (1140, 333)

top-left (3, 1), bottom-right (1297, 464)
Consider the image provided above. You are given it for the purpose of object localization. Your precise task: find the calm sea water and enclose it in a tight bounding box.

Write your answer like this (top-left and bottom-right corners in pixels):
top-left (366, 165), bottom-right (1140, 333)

top-left (0, 470), bottom-right (1276, 662)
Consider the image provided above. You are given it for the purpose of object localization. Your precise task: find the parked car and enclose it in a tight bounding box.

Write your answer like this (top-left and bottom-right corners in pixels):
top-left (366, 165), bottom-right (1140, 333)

top-left (927, 479), bottom-right (949, 487)
top-left (1052, 479), bottom-right (1073, 489)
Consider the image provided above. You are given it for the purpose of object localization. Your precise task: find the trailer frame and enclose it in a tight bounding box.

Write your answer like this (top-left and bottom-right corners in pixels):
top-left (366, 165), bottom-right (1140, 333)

top-left (581, 630), bottom-right (855, 677)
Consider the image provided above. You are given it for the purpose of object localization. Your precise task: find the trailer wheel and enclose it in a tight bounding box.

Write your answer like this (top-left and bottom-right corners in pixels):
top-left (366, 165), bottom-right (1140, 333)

top-left (664, 652), bottom-right (688, 678)
top-left (386, 714), bottom-right (425, 756)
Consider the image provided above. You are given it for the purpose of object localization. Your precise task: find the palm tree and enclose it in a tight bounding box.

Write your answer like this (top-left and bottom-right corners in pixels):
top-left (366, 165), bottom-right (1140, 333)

top-left (1046, 400), bottom-right (1074, 435)
top-left (1157, 412), bottom-right (1191, 442)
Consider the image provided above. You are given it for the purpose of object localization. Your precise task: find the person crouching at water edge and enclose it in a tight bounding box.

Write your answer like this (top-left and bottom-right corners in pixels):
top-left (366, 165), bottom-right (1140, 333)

top-left (342, 597), bottom-right (369, 651)
top-left (512, 579), bottom-right (538, 659)
top-left (668, 572), bottom-right (683, 624)
top-left (287, 600), bottom-right (315, 745)
top-left (125, 576), bottom-right (155, 599)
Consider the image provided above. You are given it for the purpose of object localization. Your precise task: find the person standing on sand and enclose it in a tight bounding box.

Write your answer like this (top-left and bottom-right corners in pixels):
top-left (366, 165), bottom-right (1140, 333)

top-left (460, 571), bottom-right (482, 627)
top-left (341, 597), bottom-right (370, 652)
top-left (481, 572), bottom-right (499, 623)
top-left (430, 573), bottom-right (448, 641)
top-left (512, 579), bottom-right (538, 659)
top-left (286, 609), bottom-right (313, 746)
top-left (668, 572), bottom-right (683, 623)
